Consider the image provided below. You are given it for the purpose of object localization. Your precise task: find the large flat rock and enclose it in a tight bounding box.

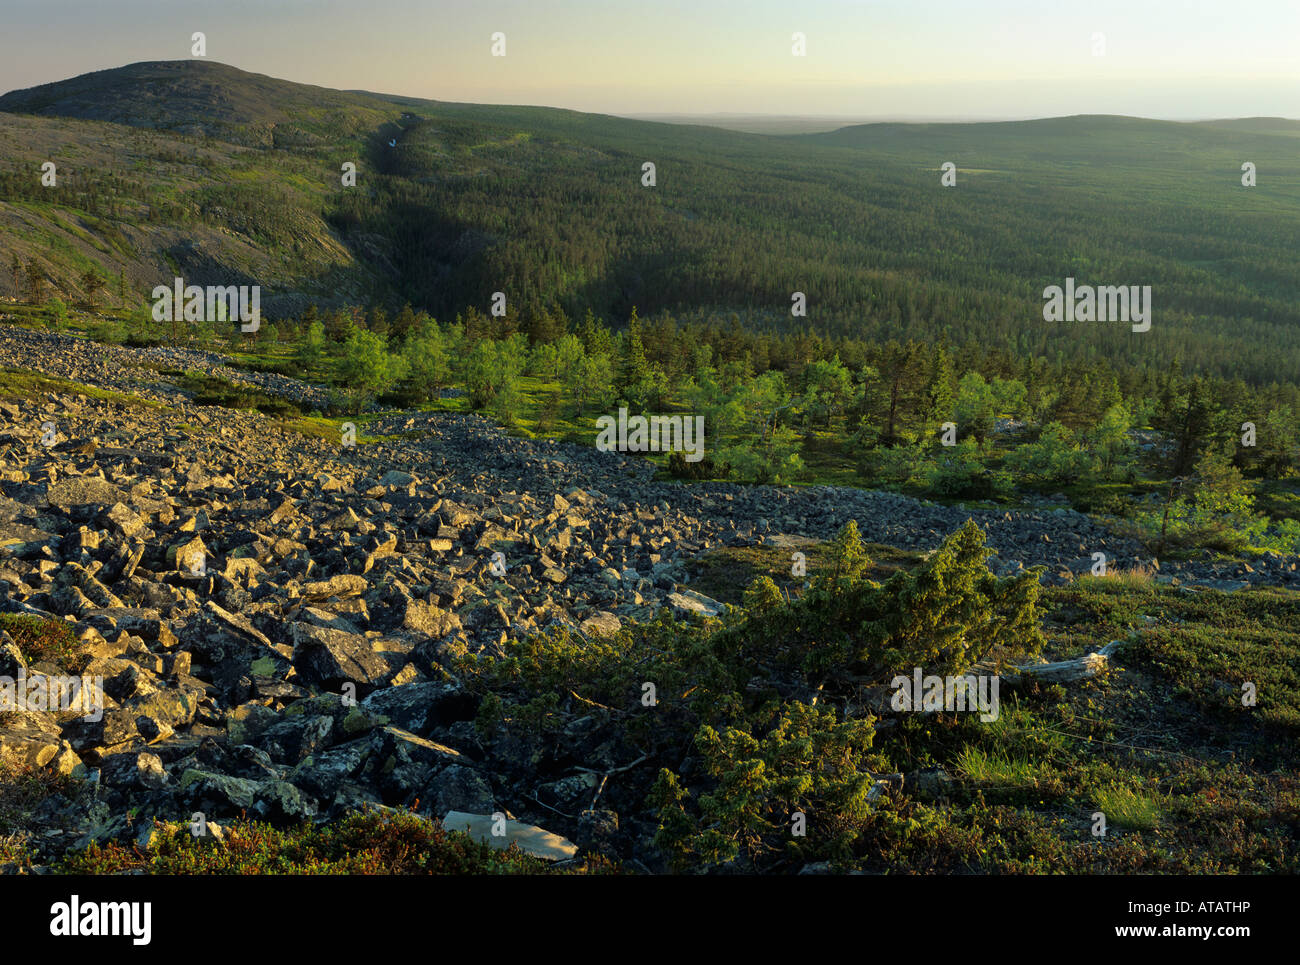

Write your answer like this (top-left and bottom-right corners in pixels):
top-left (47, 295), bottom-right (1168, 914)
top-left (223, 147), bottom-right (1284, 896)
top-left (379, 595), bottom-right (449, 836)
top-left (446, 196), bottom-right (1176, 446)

top-left (442, 810), bottom-right (577, 862)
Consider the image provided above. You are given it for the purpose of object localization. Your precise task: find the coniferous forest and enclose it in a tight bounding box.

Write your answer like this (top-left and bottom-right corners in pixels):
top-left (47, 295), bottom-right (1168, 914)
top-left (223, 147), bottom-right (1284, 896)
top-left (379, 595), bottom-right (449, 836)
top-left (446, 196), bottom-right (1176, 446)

top-left (0, 27), bottom-right (1297, 922)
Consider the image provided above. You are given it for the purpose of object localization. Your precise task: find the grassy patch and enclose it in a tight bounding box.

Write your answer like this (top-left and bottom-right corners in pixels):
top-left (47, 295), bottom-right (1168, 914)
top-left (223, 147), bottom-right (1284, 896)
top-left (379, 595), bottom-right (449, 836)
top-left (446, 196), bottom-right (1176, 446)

top-left (798, 427), bottom-right (864, 487)
top-left (58, 809), bottom-right (619, 875)
top-left (1093, 783), bottom-right (1164, 831)
top-left (157, 368), bottom-right (302, 418)
top-left (0, 613), bottom-right (78, 665)
top-left (269, 413), bottom-right (353, 442)
top-left (0, 367), bottom-right (164, 409)
top-left (954, 747), bottom-right (1046, 790)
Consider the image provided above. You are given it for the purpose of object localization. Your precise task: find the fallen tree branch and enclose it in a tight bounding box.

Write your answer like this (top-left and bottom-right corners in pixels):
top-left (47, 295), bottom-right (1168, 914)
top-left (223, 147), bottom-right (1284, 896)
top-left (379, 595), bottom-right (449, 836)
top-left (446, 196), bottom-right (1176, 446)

top-left (525, 794), bottom-right (578, 821)
top-left (568, 689), bottom-right (622, 715)
top-left (1002, 639), bottom-right (1127, 686)
top-left (576, 752), bottom-right (652, 810)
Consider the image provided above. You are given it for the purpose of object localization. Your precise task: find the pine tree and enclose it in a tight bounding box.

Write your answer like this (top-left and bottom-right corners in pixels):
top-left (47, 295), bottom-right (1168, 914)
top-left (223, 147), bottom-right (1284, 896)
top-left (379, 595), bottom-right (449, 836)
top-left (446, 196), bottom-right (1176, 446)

top-left (366, 306), bottom-right (389, 337)
top-left (390, 303), bottom-right (416, 343)
top-left (524, 302), bottom-right (563, 346)
top-left (24, 262), bottom-right (47, 305)
top-left (719, 314), bottom-right (746, 362)
top-left (1171, 378), bottom-right (1215, 475)
top-left (462, 306), bottom-right (489, 344)
top-left (619, 308), bottom-right (650, 399)
top-left (926, 344), bottom-right (956, 426)
top-left (296, 319), bottom-right (326, 371)
top-left (323, 307), bottom-right (351, 342)
top-left (299, 303), bottom-right (319, 337)
top-left (868, 340), bottom-right (929, 445)
top-left (79, 267), bottom-right (104, 309)
top-left (579, 308), bottom-right (614, 357)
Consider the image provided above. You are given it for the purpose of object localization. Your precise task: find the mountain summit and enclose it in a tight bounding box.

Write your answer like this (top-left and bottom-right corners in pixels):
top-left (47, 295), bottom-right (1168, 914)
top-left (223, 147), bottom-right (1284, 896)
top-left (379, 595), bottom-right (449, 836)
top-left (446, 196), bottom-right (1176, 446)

top-left (0, 60), bottom-right (396, 146)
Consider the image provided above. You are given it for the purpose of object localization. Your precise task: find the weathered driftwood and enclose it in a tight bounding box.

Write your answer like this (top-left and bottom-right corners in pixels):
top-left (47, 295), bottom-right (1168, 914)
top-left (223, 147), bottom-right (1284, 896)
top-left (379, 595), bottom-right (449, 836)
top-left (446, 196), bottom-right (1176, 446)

top-left (849, 639), bottom-right (1131, 728)
top-left (1002, 639), bottom-right (1126, 686)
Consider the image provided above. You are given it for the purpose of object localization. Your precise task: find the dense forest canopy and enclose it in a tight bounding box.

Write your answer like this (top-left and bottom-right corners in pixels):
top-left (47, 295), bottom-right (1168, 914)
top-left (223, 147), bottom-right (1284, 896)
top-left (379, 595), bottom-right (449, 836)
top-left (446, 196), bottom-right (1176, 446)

top-left (4, 62), bottom-right (1300, 883)
top-left (3, 62), bottom-right (1299, 384)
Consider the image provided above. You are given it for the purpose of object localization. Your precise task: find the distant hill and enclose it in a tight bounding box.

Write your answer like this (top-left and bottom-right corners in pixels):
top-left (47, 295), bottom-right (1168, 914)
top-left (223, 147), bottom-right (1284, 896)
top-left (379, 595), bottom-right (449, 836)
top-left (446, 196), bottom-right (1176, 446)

top-left (799, 113), bottom-right (1300, 168)
top-left (0, 62), bottom-right (409, 314)
top-left (1190, 117), bottom-right (1300, 137)
top-left (625, 114), bottom-right (882, 134)
top-left (3, 63), bottom-right (1300, 381)
top-left (0, 60), bottom-right (398, 147)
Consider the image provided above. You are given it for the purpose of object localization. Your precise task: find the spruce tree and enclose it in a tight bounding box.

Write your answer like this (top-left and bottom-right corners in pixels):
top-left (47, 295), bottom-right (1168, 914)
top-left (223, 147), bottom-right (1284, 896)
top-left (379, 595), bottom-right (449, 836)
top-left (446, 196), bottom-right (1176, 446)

top-left (391, 303), bottom-right (416, 342)
top-left (619, 308), bottom-right (650, 402)
top-left (926, 344), bottom-right (957, 427)
top-left (579, 308), bottom-right (614, 357)
top-left (870, 340), bottom-right (929, 444)
top-left (79, 267), bottom-right (104, 309)
top-left (299, 303), bottom-right (319, 337)
top-left (366, 306), bottom-right (389, 338)
top-left (1172, 377), bottom-right (1215, 475)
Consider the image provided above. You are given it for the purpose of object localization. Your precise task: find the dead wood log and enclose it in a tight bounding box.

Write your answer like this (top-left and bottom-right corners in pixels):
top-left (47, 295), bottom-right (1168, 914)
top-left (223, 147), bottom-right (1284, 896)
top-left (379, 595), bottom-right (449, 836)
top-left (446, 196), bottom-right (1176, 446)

top-left (1003, 639), bottom-right (1126, 686)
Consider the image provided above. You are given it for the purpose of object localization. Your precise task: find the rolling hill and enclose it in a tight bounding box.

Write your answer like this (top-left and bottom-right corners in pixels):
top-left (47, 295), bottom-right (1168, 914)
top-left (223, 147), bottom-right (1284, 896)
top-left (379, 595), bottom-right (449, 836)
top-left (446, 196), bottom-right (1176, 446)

top-left (2, 61), bottom-right (1299, 380)
top-left (0, 60), bottom-right (398, 146)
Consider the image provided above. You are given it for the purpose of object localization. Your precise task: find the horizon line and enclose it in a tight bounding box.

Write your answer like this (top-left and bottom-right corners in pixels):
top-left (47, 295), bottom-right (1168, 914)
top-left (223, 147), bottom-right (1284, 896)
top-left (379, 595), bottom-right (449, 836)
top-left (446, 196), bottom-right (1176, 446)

top-left (2, 60), bottom-right (1298, 129)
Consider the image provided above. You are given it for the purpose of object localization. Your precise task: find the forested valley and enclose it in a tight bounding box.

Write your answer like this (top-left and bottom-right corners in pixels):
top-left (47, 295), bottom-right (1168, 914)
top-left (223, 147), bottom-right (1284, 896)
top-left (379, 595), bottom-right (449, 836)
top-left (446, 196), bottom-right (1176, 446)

top-left (4, 63), bottom-right (1300, 562)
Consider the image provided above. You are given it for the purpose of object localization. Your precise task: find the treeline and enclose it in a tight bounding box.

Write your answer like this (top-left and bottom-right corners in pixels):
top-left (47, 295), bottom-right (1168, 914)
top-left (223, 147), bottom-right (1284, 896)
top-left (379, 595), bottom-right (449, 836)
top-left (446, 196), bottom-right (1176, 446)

top-left (7, 254), bottom-right (122, 310)
top-left (255, 298), bottom-right (1300, 494)
top-left (17, 279), bottom-right (1299, 556)
top-left (7, 105), bottom-right (1300, 385)
top-left (0, 166), bottom-right (186, 224)
top-left (322, 109), bottom-right (1300, 384)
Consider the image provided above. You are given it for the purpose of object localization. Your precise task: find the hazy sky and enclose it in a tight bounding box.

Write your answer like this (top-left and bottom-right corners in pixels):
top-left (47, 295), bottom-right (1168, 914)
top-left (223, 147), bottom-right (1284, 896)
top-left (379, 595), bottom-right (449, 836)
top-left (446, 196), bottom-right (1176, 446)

top-left (1, 0), bottom-right (1296, 119)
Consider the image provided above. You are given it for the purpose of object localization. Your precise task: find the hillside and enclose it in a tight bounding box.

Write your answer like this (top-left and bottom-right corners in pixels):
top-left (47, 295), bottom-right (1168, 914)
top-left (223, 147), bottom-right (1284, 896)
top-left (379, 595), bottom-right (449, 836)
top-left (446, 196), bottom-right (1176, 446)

top-left (1, 327), bottom-right (1296, 875)
top-left (0, 110), bottom-right (371, 317)
top-left (0, 62), bottom-right (417, 315)
top-left (3, 62), bottom-right (1300, 381)
top-left (2, 60), bottom-right (1299, 881)
top-left (0, 60), bottom-right (398, 147)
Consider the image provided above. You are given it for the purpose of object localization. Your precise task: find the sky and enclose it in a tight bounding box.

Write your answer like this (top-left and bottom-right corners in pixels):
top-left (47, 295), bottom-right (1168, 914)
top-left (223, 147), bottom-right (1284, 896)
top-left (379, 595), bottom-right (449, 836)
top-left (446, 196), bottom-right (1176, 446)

top-left (0, 0), bottom-right (1296, 120)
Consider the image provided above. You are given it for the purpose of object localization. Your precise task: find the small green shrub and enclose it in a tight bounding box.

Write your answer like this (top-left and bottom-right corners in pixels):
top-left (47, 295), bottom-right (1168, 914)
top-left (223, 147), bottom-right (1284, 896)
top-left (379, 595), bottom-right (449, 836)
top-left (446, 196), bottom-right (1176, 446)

top-left (0, 614), bottom-right (77, 665)
top-left (58, 809), bottom-right (619, 875)
top-left (652, 701), bottom-right (878, 872)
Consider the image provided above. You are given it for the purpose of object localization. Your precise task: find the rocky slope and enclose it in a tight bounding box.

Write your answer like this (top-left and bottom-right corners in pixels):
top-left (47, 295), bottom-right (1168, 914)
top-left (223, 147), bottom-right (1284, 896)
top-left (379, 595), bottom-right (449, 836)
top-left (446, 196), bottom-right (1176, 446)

top-left (0, 326), bottom-right (1294, 869)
